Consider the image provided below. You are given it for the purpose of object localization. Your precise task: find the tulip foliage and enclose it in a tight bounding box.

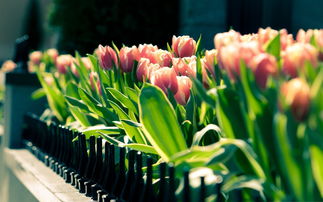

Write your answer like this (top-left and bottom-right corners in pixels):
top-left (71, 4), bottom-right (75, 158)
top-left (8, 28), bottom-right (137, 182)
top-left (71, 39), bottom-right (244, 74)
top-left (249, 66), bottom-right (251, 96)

top-left (31, 28), bottom-right (323, 201)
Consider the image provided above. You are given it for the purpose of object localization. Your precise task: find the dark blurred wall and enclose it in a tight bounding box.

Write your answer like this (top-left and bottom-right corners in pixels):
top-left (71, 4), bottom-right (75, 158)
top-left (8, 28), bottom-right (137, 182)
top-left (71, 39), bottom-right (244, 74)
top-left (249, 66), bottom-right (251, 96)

top-left (180, 0), bottom-right (323, 49)
top-left (48, 0), bottom-right (179, 55)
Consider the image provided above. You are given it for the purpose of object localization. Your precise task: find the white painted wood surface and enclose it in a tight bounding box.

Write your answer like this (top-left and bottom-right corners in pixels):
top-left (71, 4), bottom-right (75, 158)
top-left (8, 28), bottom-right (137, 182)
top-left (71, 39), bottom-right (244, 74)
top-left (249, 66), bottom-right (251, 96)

top-left (0, 148), bottom-right (90, 202)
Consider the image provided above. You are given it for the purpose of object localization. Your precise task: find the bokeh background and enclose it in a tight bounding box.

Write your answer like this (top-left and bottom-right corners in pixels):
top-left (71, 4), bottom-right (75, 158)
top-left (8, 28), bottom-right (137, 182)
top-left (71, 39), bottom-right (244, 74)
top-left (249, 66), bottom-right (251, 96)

top-left (0, 0), bottom-right (323, 65)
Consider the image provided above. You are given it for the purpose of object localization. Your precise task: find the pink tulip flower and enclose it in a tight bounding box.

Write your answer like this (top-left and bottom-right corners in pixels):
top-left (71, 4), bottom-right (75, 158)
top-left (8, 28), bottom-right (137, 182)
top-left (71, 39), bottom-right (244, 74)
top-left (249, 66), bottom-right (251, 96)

top-left (249, 53), bottom-right (278, 89)
top-left (56, 54), bottom-right (73, 74)
top-left (119, 46), bottom-right (140, 72)
top-left (153, 49), bottom-right (173, 67)
top-left (136, 58), bottom-right (160, 81)
top-left (280, 78), bottom-right (310, 121)
top-left (97, 45), bottom-right (118, 70)
top-left (202, 49), bottom-right (217, 76)
top-left (138, 44), bottom-right (158, 63)
top-left (47, 48), bottom-right (58, 62)
top-left (282, 43), bottom-right (318, 77)
top-left (172, 35), bottom-right (197, 57)
top-left (151, 67), bottom-right (178, 94)
top-left (214, 30), bottom-right (241, 49)
top-left (172, 56), bottom-right (196, 77)
top-left (174, 76), bottom-right (192, 105)
top-left (29, 51), bottom-right (42, 65)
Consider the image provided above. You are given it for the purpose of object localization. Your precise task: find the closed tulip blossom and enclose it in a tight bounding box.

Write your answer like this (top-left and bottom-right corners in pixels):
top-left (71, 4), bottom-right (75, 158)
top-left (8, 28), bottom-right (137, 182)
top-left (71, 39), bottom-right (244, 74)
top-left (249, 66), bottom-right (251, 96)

top-left (56, 54), bottom-right (73, 74)
top-left (97, 45), bottom-right (118, 70)
top-left (280, 78), bottom-right (310, 121)
top-left (174, 76), bottom-right (192, 105)
top-left (214, 30), bottom-right (241, 49)
top-left (136, 58), bottom-right (160, 81)
top-left (29, 51), bottom-right (42, 66)
top-left (153, 49), bottom-right (173, 67)
top-left (151, 67), bottom-right (178, 94)
top-left (282, 43), bottom-right (318, 77)
top-left (297, 29), bottom-right (323, 60)
top-left (249, 53), bottom-right (278, 89)
top-left (172, 56), bottom-right (196, 77)
top-left (119, 46), bottom-right (140, 72)
top-left (138, 44), bottom-right (158, 63)
top-left (1, 60), bottom-right (16, 72)
top-left (89, 72), bottom-right (99, 91)
top-left (46, 48), bottom-right (58, 62)
top-left (172, 35), bottom-right (197, 57)
top-left (202, 49), bottom-right (217, 76)
top-left (81, 57), bottom-right (92, 70)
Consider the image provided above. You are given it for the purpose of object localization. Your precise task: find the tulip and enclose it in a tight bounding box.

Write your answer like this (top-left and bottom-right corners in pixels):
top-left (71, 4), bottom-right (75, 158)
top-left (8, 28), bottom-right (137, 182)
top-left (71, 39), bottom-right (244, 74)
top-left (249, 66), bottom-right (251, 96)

top-left (258, 27), bottom-right (278, 49)
top-left (217, 43), bottom-right (240, 80)
top-left (279, 29), bottom-right (294, 51)
top-left (202, 49), bottom-right (217, 76)
top-left (46, 49), bottom-right (58, 62)
top-left (240, 33), bottom-right (258, 42)
top-left (56, 54), bottom-right (73, 74)
top-left (218, 41), bottom-right (261, 80)
top-left (29, 51), bottom-right (42, 65)
top-left (249, 53), bottom-right (278, 89)
top-left (89, 72), bottom-right (98, 91)
top-left (1, 60), bottom-right (16, 72)
top-left (297, 29), bottom-right (323, 60)
top-left (239, 41), bottom-right (262, 66)
top-left (174, 76), bottom-right (192, 105)
top-left (282, 43), bottom-right (318, 77)
top-left (258, 28), bottom-right (293, 51)
top-left (138, 44), bottom-right (158, 63)
top-left (172, 35), bottom-right (197, 57)
top-left (81, 57), bottom-right (92, 70)
top-left (151, 67), bottom-right (178, 94)
top-left (97, 45), bottom-right (118, 70)
top-left (214, 30), bottom-right (241, 49)
top-left (136, 58), bottom-right (160, 81)
top-left (119, 46), bottom-right (140, 72)
top-left (71, 63), bottom-right (79, 77)
top-left (153, 49), bottom-right (173, 67)
top-left (280, 78), bottom-right (310, 121)
top-left (172, 56), bottom-right (196, 77)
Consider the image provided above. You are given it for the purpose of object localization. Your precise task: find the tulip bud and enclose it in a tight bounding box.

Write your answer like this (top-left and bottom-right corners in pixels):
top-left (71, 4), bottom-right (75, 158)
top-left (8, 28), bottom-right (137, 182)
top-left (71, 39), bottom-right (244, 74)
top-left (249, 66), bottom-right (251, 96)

top-left (46, 49), bottom-right (58, 62)
top-left (71, 63), bottom-right (79, 77)
top-left (258, 27), bottom-right (279, 48)
top-left (279, 29), bottom-right (294, 51)
top-left (29, 51), bottom-right (42, 65)
top-left (172, 56), bottom-right (196, 77)
top-left (297, 29), bottom-right (323, 61)
top-left (119, 46), bottom-right (140, 72)
top-left (172, 36), bottom-right (197, 57)
top-left (249, 53), bottom-right (278, 89)
top-left (56, 54), bottom-right (73, 74)
top-left (1, 60), bottom-right (16, 72)
top-left (151, 67), bottom-right (178, 94)
top-left (89, 72), bottom-right (98, 91)
top-left (81, 57), bottom-right (92, 70)
top-left (97, 45), bottom-right (118, 70)
top-left (214, 30), bottom-right (241, 49)
top-left (282, 43), bottom-right (318, 77)
top-left (280, 78), bottom-right (310, 121)
top-left (138, 44), bottom-right (158, 63)
top-left (202, 49), bottom-right (217, 76)
top-left (153, 49), bottom-right (173, 67)
top-left (174, 76), bottom-right (192, 105)
top-left (217, 43), bottom-right (240, 80)
top-left (137, 58), bottom-right (160, 81)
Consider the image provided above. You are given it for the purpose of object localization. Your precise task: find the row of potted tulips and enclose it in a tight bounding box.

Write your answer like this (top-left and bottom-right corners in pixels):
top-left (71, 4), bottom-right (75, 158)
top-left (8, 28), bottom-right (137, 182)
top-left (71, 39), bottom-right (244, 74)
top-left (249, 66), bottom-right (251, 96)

top-left (23, 27), bottom-right (323, 201)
